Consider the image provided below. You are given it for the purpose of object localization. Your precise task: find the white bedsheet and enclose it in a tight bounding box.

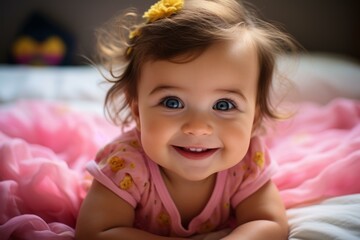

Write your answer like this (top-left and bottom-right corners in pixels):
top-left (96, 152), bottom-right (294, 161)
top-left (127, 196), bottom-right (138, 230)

top-left (288, 194), bottom-right (360, 240)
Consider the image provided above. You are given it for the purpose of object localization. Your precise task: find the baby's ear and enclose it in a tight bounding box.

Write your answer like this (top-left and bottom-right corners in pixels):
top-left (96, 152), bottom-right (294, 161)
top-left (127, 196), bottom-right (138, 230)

top-left (130, 101), bottom-right (141, 130)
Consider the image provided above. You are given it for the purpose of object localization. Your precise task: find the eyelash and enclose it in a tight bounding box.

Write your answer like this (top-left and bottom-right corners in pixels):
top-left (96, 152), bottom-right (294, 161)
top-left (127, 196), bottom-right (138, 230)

top-left (213, 98), bottom-right (238, 111)
top-left (159, 96), bottom-right (184, 109)
top-left (159, 96), bottom-right (239, 111)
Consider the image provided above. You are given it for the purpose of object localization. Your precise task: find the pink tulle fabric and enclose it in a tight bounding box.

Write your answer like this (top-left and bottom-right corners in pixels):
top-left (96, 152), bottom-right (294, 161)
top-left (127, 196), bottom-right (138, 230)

top-left (266, 99), bottom-right (360, 207)
top-left (0, 99), bottom-right (359, 239)
top-left (0, 101), bottom-right (119, 239)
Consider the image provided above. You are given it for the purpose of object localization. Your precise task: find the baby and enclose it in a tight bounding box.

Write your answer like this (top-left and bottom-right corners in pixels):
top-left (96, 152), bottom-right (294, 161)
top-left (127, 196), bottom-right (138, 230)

top-left (76, 0), bottom-right (297, 239)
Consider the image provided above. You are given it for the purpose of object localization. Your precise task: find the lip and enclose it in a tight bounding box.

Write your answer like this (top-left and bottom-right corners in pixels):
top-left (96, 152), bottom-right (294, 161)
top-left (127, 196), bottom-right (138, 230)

top-left (173, 146), bottom-right (219, 160)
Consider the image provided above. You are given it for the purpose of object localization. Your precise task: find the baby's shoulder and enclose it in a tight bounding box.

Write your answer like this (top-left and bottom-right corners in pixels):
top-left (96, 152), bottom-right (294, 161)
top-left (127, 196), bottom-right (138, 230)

top-left (227, 135), bottom-right (271, 180)
top-left (95, 129), bottom-right (149, 188)
top-left (89, 129), bottom-right (150, 205)
top-left (225, 135), bottom-right (276, 206)
top-left (96, 130), bottom-right (144, 166)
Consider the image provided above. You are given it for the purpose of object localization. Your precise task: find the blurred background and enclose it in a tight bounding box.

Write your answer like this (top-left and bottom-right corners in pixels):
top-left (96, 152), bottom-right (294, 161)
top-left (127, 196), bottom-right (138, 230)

top-left (0, 0), bottom-right (359, 65)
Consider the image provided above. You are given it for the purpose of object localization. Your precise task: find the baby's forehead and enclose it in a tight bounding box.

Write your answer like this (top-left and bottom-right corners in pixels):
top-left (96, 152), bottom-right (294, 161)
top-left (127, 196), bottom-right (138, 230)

top-left (147, 35), bottom-right (258, 66)
top-left (140, 38), bottom-right (259, 84)
top-left (193, 42), bottom-right (256, 72)
top-left (212, 36), bottom-right (257, 56)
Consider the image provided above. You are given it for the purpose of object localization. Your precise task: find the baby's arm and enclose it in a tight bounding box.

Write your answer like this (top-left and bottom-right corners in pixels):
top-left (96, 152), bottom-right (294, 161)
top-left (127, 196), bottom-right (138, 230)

top-left (223, 180), bottom-right (288, 240)
top-left (75, 180), bottom-right (187, 240)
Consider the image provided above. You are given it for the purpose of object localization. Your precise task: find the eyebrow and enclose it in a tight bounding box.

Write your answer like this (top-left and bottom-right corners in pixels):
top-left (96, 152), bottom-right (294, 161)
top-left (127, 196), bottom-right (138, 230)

top-left (148, 85), bottom-right (182, 96)
top-left (216, 88), bottom-right (248, 102)
top-left (149, 85), bottom-right (248, 102)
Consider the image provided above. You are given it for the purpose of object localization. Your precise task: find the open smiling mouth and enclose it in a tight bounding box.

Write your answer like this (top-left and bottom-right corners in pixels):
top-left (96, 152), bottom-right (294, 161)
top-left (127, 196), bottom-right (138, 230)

top-left (173, 146), bottom-right (219, 160)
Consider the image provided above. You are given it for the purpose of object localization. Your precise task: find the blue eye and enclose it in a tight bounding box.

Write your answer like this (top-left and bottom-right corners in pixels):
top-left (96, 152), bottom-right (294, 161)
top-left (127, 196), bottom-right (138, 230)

top-left (213, 99), bottom-right (236, 111)
top-left (161, 97), bottom-right (184, 109)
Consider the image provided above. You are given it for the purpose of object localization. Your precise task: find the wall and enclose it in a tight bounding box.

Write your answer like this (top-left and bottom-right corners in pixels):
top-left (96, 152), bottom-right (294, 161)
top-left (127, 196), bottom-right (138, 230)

top-left (0, 0), bottom-right (359, 65)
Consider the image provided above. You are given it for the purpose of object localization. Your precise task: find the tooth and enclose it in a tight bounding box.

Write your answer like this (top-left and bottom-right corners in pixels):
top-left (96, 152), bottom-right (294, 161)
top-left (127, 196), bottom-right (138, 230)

top-left (188, 148), bottom-right (205, 152)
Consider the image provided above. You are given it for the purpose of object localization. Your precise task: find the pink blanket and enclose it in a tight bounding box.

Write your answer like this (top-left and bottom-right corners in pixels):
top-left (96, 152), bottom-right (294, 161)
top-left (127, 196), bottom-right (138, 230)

top-left (1, 99), bottom-right (359, 239)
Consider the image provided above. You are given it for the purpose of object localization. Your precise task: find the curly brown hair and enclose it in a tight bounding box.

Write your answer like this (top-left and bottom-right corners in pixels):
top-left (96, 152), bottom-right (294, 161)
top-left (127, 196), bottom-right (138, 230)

top-left (96, 0), bottom-right (298, 129)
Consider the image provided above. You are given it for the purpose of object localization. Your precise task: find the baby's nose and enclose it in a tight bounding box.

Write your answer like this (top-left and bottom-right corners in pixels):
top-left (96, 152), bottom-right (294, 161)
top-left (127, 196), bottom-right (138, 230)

top-left (181, 112), bottom-right (213, 136)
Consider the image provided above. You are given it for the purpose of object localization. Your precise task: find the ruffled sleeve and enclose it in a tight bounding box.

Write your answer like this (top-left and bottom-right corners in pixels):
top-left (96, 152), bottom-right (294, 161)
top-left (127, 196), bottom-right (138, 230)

top-left (229, 136), bottom-right (278, 207)
top-left (86, 131), bottom-right (149, 208)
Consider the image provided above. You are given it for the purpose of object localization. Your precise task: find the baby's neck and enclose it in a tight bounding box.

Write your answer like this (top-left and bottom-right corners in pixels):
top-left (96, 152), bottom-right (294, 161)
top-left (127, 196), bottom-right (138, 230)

top-left (160, 167), bottom-right (217, 229)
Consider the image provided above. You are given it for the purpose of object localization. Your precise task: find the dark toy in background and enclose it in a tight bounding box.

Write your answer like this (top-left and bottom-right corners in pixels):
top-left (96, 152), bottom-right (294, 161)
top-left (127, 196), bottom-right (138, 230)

top-left (9, 12), bottom-right (75, 66)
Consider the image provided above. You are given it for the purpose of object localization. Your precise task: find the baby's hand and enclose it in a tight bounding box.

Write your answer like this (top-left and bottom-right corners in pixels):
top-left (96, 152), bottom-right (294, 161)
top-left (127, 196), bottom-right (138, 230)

top-left (191, 228), bottom-right (231, 240)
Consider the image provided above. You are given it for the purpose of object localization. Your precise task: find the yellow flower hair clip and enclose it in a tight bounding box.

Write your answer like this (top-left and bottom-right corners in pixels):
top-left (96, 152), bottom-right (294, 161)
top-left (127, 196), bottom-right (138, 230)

top-left (127, 0), bottom-right (184, 55)
top-left (143, 0), bottom-right (184, 23)
top-left (129, 28), bottom-right (141, 40)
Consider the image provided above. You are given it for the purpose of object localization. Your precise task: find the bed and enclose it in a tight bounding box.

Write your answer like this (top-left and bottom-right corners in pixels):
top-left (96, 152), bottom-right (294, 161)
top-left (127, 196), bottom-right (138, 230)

top-left (0, 53), bottom-right (360, 239)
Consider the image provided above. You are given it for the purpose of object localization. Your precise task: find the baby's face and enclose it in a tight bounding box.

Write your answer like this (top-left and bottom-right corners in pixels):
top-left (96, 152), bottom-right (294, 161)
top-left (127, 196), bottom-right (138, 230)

top-left (132, 39), bottom-right (259, 182)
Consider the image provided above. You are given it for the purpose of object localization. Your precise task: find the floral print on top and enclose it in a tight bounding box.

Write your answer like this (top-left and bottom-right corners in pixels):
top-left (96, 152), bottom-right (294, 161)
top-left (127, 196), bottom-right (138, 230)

top-left (87, 127), bottom-right (277, 237)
